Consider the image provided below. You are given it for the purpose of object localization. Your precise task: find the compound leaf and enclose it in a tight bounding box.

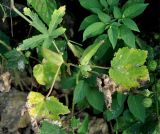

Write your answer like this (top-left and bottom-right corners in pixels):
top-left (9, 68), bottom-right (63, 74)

top-left (23, 8), bottom-right (48, 34)
top-left (109, 47), bottom-right (149, 89)
top-left (27, 91), bottom-right (70, 120)
top-left (48, 6), bottom-right (66, 34)
top-left (18, 34), bottom-right (48, 50)
top-left (27, 0), bottom-right (57, 25)
top-left (83, 22), bottom-right (106, 41)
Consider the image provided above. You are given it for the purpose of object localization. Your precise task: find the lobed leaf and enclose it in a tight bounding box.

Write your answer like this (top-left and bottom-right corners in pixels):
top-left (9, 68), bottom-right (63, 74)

top-left (27, 91), bottom-right (70, 120)
top-left (48, 6), bottom-right (66, 34)
top-left (18, 34), bottom-right (48, 50)
top-left (109, 47), bottom-right (149, 89)
top-left (23, 7), bottom-right (48, 34)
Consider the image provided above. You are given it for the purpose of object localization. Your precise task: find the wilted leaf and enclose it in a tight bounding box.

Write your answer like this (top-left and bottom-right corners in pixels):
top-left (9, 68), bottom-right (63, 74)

top-left (27, 92), bottom-right (70, 120)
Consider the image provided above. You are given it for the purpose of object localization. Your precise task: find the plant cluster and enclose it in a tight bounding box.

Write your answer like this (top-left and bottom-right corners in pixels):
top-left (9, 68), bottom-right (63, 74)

top-left (0, 0), bottom-right (160, 134)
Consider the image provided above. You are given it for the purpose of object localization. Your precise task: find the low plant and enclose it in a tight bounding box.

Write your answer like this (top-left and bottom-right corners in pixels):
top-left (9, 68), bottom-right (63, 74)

top-left (0, 0), bottom-right (160, 133)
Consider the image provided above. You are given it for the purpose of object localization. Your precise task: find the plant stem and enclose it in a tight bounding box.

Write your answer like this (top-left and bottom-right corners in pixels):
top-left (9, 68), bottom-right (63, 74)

top-left (46, 67), bottom-right (60, 98)
top-left (91, 65), bottom-right (110, 70)
top-left (10, 0), bottom-right (32, 24)
top-left (0, 40), bottom-right (12, 50)
top-left (52, 40), bottom-right (61, 53)
top-left (68, 40), bottom-right (83, 46)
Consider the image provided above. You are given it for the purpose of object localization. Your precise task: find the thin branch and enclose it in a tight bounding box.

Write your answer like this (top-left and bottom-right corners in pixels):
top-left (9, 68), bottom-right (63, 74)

top-left (10, 0), bottom-right (32, 24)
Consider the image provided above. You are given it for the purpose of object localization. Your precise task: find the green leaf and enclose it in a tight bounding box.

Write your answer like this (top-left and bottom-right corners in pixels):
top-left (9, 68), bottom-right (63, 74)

top-left (73, 80), bottom-right (89, 103)
top-left (27, 91), bottom-right (70, 120)
top-left (23, 8), bottom-right (48, 34)
top-left (108, 25), bottom-right (118, 49)
top-left (97, 11), bottom-right (111, 24)
top-left (71, 116), bottom-right (81, 129)
top-left (119, 25), bottom-right (136, 48)
top-left (113, 6), bottom-right (122, 19)
top-left (127, 95), bottom-right (146, 122)
top-left (123, 3), bottom-right (148, 18)
top-left (67, 42), bottom-right (83, 58)
top-left (50, 27), bottom-right (66, 38)
top-left (4, 49), bottom-right (26, 70)
top-left (48, 6), bottom-right (66, 34)
top-left (93, 34), bottom-right (110, 61)
top-left (79, 0), bottom-right (102, 10)
top-left (117, 92), bottom-right (127, 106)
top-left (109, 47), bottom-right (149, 89)
top-left (122, 18), bottom-right (139, 32)
top-left (103, 98), bottom-right (124, 121)
top-left (78, 115), bottom-right (89, 134)
top-left (86, 88), bottom-right (104, 112)
top-left (107, 0), bottom-right (119, 6)
top-left (61, 76), bottom-right (76, 89)
top-left (83, 22), bottom-right (106, 41)
top-left (27, 0), bottom-right (57, 25)
top-left (40, 121), bottom-right (67, 134)
top-left (17, 34), bottom-right (48, 50)
top-left (79, 15), bottom-right (99, 31)
top-left (80, 41), bottom-right (104, 65)
top-left (100, 0), bottom-right (108, 9)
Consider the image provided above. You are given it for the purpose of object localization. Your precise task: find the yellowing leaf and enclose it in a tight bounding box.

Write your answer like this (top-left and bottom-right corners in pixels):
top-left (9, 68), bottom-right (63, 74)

top-left (42, 48), bottom-right (63, 66)
top-left (48, 6), bottom-right (66, 34)
top-left (33, 48), bottom-right (63, 87)
top-left (109, 47), bottom-right (149, 89)
top-left (27, 91), bottom-right (70, 120)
